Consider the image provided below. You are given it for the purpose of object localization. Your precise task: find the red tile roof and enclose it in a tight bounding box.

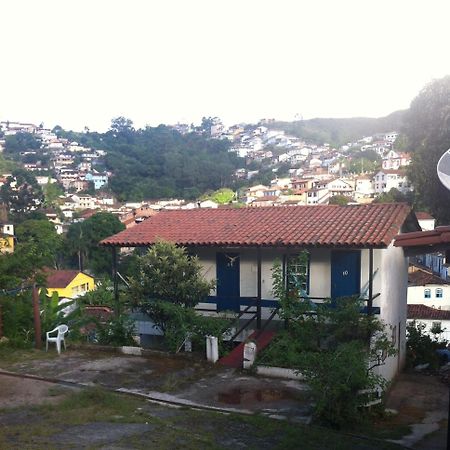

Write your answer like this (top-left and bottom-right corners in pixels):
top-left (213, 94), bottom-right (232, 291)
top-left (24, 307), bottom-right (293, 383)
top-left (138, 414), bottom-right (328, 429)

top-left (84, 306), bottom-right (113, 321)
top-left (415, 211), bottom-right (434, 220)
top-left (394, 226), bottom-right (450, 248)
top-left (408, 304), bottom-right (450, 321)
top-left (45, 270), bottom-right (88, 288)
top-left (101, 203), bottom-right (412, 248)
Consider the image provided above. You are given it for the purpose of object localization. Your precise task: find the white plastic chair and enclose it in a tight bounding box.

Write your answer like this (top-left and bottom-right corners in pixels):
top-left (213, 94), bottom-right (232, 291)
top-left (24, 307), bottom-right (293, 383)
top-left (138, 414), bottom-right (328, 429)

top-left (46, 324), bottom-right (69, 354)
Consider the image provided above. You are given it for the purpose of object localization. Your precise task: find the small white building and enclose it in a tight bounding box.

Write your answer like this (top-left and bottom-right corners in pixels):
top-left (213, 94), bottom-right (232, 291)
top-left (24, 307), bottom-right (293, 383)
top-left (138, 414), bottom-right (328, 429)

top-left (416, 212), bottom-right (435, 231)
top-left (382, 151), bottom-right (411, 170)
top-left (374, 170), bottom-right (412, 194)
top-left (354, 175), bottom-right (375, 198)
top-left (407, 266), bottom-right (450, 310)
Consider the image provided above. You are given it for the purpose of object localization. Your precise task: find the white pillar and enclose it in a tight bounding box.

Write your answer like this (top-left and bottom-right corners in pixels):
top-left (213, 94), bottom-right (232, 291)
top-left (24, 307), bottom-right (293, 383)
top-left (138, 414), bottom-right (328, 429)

top-left (243, 341), bottom-right (257, 369)
top-left (206, 335), bottom-right (219, 363)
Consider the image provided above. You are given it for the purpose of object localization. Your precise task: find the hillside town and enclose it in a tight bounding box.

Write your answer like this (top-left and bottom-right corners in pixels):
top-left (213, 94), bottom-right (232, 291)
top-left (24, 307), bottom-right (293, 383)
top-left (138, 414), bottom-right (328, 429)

top-left (2, 0), bottom-right (450, 446)
top-left (0, 119), bottom-right (412, 230)
top-left (0, 83), bottom-right (449, 450)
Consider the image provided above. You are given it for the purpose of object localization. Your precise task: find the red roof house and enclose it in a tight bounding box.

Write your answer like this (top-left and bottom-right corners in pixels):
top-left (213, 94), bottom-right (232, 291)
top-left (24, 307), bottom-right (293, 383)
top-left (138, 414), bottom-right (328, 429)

top-left (102, 203), bottom-right (419, 380)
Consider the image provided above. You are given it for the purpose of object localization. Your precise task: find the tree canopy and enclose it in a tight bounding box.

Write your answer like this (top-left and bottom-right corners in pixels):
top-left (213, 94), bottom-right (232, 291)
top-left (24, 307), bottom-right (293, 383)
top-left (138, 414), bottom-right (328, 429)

top-left (406, 76), bottom-right (450, 224)
top-left (55, 119), bottom-right (243, 202)
top-left (65, 212), bottom-right (125, 276)
top-left (0, 169), bottom-right (44, 222)
top-left (129, 240), bottom-right (214, 308)
top-left (0, 218), bottom-right (61, 289)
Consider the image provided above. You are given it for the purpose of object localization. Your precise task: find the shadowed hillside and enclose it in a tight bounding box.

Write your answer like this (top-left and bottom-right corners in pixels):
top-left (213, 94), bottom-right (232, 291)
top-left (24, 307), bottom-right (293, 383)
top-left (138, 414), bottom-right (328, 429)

top-left (268, 110), bottom-right (407, 146)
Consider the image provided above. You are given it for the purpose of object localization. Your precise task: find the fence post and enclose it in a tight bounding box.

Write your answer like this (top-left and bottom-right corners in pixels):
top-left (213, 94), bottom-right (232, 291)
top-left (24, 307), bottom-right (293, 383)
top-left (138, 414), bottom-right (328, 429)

top-left (32, 284), bottom-right (42, 349)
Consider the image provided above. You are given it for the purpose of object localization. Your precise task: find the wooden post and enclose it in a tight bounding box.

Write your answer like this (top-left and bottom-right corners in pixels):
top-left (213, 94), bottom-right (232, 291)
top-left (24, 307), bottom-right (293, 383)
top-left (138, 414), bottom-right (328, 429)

top-left (32, 284), bottom-right (42, 349)
top-left (112, 246), bottom-right (120, 317)
top-left (0, 304), bottom-right (3, 339)
top-left (256, 247), bottom-right (262, 330)
top-left (368, 248), bottom-right (374, 315)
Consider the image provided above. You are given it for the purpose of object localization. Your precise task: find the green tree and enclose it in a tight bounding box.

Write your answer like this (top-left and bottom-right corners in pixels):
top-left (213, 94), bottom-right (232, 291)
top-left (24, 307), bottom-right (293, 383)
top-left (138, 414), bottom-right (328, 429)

top-left (264, 260), bottom-right (396, 427)
top-left (129, 241), bottom-right (214, 308)
top-left (128, 241), bottom-right (224, 352)
top-left (110, 116), bottom-right (135, 135)
top-left (205, 188), bottom-right (235, 204)
top-left (0, 219), bottom-right (61, 290)
top-left (4, 132), bottom-right (40, 154)
top-left (328, 195), bottom-right (350, 205)
top-left (348, 157), bottom-right (380, 174)
top-left (406, 76), bottom-right (450, 224)
top-left (16, 218), bottom-right (62, 268)
top-left (0, 169), bottom-right (44, 222)
top-left (42, 182), bottom-right (64, 208)
top-left (373, 188), bottom-right (413, 205)
top-left (65, 212), bottom-right (125, 276)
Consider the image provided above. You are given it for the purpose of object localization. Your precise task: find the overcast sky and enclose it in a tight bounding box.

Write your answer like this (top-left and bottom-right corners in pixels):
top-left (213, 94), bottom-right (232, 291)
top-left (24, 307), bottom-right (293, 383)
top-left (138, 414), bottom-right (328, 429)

top-left (1, 0), bottom-right (449, 132)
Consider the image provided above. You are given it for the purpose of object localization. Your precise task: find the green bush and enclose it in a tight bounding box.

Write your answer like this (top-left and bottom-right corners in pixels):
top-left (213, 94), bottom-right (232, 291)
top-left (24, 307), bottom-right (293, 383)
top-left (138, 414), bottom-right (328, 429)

top-left (406, 320), bottom-right (443, 369)
top-left (0, 293), bottom-right (34, 348)
top-left (96, 315), bottom-right (136, 346)
top-left (39, 291), bottom-right (88, 343)
top-left (129, 240), bottom-right (215, 308)
top-left (257, 259), bottom-right (396, 428)
top-left (145, 300), bottom-right (230, 352)
top-left (80, 281), bottom-right (115, 307)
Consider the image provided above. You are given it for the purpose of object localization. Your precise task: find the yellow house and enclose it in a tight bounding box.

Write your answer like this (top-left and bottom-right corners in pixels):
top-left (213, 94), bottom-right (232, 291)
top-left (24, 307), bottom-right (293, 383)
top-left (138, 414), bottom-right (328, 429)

top-left (45, 270), bottom-right (95, 299)
top-left (0, 235), bottom-right (14, 253)
top-left (0, 224), bottom-right (15, 254)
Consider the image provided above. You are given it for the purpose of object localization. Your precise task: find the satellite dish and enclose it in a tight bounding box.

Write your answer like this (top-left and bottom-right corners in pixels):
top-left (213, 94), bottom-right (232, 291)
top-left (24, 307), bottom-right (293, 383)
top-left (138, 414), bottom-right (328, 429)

top-left (437, 149), bottom-right (450, 191)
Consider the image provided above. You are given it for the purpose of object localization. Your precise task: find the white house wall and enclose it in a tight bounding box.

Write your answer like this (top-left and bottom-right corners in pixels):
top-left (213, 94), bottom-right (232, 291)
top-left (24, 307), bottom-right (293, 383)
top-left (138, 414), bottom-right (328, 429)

top-left (195, 245), bottom-right (407, 381)
top-left (408, 285), bottom-right (450, 310)
top-left (309, 248), bottom-right (331, 298)
top-left (197, 247), bottom-right (385, 308)
top-left (374, 243), bottom-right (408, 381)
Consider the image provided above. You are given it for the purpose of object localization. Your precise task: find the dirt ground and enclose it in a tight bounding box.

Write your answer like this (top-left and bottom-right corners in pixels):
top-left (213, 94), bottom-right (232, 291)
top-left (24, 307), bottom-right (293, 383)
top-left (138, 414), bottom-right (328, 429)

top-left (0, 375), bottom-right (77, 408)
top-left (0, 348), bottom-right (448, 448)
top-left (0, 348), bottom-right (314, 421)
top-left (0, 372), bottom-right (403, 450)
top-left (383, 372), bottom-right (448, 449)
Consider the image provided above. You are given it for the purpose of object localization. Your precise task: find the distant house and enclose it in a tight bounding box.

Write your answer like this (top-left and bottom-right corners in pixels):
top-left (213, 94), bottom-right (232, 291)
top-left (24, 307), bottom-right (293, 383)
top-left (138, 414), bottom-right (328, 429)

top-left (354, 175), bottom-right (375, 199)
top-left (382, 151), bottom-right (411, 171)
top-left (291, 178), bottom-right (314, 191)
top-left (408, 265), bottom-right (450, 310)
top-left (306, 187), bottom-right (329, 205)
top-left (324, 178), bottom-right (355, 199)
top-left (373, 169), bottom-right (412, 194)
top-left (102, 203), bottom-right (420, 381)
top-left (85, 172), bottom-right (108, 190)
top-left (72, 195), bottom-right (96, 210)
top-left (243, 184), bottom-right (269, 204)
top-left (45, 270), bottom-right (95, 299)
top-left (250, 196), bottom-right (279, 207)
top-left (416, 212), bottom-right (435, 231)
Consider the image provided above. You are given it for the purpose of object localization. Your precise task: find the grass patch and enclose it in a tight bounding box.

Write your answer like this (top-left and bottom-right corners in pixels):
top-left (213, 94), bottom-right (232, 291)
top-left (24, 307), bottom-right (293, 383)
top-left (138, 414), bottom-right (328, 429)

top-left (0, 347), bottom-right (58, 367)
top-left (0, 384), bottom-right (407, 449)
top-left (48, 386), bottom-right (147, 424)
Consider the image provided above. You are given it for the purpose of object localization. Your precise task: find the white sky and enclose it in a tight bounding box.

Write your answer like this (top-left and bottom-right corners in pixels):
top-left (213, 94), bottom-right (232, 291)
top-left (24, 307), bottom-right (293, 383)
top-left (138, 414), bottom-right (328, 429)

top-left (1, 0), bottom-right (449, 132)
